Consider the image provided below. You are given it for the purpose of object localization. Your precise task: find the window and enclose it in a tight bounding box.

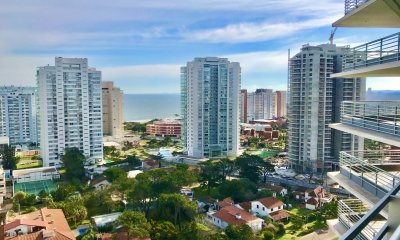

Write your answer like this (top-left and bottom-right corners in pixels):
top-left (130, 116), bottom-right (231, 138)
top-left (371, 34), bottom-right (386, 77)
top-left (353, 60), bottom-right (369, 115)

top-left (257, 205), bottom-right (259, 209)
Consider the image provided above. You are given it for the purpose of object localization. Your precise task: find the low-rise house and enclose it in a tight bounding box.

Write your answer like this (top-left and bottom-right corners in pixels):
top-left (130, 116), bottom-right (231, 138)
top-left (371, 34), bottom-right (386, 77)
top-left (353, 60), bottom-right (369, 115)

top-left (197, 196), bottom-right (217, 212)
top-left (12, 167), bottom-right (59, 183)
top-left (294, 186), bottom-right (332, 210)
top-left (127, 170), bottom-right (143, 179)
top-left (250, 197), bottom-right (289, 222)
top-left (215, 197), bottom-right (234, 211)
top-left (208, 205), bottom-right (264, 231)
top-left (91, 212), bottom-right (122, 228)
top-left (1, 207), bottom-right (74, 240)
top-left (89, 176), bottom-right (111, 191)
top-left (257, 183), bottom-right (288, 197)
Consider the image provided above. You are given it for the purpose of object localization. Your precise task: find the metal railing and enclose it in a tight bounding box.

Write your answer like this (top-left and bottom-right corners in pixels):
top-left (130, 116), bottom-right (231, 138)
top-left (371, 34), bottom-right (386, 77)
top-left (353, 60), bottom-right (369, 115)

top-left (340, 150), bottom-right (400, 197)
top-left (339, 199), bottom-right (378, 240)
top-left (345, 0), bottom-right (369, 14)
top-left (341, 101), bottom-right (400, 137)
top-left (342, 32), bottom-right (400, 72)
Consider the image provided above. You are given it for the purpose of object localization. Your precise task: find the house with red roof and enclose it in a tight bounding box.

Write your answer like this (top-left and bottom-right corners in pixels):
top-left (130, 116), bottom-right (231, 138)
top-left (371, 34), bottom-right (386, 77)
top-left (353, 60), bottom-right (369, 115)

top-left (249, 197), bottom-right (289, 222)
top-left (215, 197), bottom-right (234, 211)
top-left (207, 205), bottom-right (264, 231)
top-left (1, 207), bottom-right (74, 240)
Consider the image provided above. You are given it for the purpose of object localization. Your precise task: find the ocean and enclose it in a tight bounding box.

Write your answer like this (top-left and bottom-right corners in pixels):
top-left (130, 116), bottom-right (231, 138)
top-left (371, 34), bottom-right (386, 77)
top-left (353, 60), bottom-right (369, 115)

top-left (124, 94), bottom-right (180, 121)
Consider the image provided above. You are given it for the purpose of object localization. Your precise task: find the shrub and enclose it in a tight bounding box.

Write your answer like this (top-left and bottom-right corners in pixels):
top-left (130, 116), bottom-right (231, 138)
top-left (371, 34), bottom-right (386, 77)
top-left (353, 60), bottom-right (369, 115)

top-left (263, 231), bottom-right (274, 240)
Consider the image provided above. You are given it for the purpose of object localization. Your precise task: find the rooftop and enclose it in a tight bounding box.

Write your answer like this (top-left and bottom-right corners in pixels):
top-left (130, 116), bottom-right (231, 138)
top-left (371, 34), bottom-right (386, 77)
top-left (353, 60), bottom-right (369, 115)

top-left (212, 205), bottom-right (262, 225)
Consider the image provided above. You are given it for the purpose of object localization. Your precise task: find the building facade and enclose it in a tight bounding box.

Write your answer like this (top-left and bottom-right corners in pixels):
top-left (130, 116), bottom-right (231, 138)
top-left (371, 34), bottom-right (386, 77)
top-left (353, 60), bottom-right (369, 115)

top-left (240, 89), bottom-right (248, 123)
top-left (288, 44), bottom-right (365, 173)
top-left (37, 57), bottom-right (103, 167)
top-left (181, 57), bottom-right (240, 158)
top-left (0, 87), bottom-right (37, 146)
top-left (273, 90), bottom-right (287, 118)
top-left (146, 119), bottom-right (181, 138)
top-left (102, 81), bottom-right (124, 138)
top-left (247, 89), bottom-right (274, 121)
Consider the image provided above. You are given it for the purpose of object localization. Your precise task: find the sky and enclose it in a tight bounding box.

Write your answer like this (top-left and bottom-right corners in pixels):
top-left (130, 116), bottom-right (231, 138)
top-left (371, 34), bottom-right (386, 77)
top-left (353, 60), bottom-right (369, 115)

top-left (0, 0), bottom-right (399, 93)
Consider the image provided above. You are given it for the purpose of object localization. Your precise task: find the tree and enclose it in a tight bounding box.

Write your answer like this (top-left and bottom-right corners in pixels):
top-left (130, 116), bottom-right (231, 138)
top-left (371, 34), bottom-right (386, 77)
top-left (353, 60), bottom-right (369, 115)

top-left (224, 224), bottom-right (255, 240)
top-left (103, 167), bottom-right (127, 183)
top-left (320, 200), bottom-right (338, 219)
top-left (259, 159), bottom-right (275, 183)
top-left (150, 221), bottom-right (178, 240)
top-left (0, 145), bottom-right (19, 171)
top-left (81, 226), bottom-right (98, 240)
top-left (126, 155), bottom-right (141, 167)
top-left (116, 211), bottom-right (151, 239)
top-left (217, 179), bottom-right (257, 202)
top-left (51, 196), bottom-right (87, 226)
top-left (199, 161), bottom-right (225, 194)
top-left (51, 184), bottom-right (76, 202)
top-left (157, 193), bottom-right (197, 227)
top-left (235, 154), bottom-right (262, 183)
top-left (291, 215), bottom-right (304, 230)
top-left (256, 189), bottom-right (274, 199)
top-left (61, 147), bottom-right (85, 181)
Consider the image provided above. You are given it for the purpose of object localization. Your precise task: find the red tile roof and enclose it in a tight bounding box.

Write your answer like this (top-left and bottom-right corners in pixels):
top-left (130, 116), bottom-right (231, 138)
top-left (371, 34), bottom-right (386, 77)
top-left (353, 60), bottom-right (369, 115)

top-left (216, 197), bottom-right (234, 208)
top-left (256, 197), bottom-right (283, 209)
top-left (238, 202), bottom-right (251, 212)
top-left (269, 210), bottom-right (289, 221)
top-left (306, 197), bottom-right (319, 205)
top-left (213, 205), bottom-right (262, 225)
top-left (7, 229), bottom-right (73, 240)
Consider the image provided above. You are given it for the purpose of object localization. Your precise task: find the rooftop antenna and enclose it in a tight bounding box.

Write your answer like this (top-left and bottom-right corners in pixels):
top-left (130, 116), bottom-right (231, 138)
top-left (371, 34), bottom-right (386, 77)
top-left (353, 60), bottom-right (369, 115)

top-left (329, 27), bottom-right (338, 44)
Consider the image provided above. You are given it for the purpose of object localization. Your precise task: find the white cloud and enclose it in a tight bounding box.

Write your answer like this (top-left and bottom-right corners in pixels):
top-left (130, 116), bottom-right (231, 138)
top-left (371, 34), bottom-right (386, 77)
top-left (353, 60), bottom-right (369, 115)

top-left (185, 16), bottom-right (341, 43)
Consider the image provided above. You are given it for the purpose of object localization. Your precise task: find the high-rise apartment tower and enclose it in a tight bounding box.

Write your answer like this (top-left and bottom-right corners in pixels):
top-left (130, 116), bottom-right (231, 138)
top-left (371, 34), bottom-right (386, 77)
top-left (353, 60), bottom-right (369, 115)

top-left (37, 57), bottom-right (103, 167)
top-left (181, 57), bottom-right (240, 158)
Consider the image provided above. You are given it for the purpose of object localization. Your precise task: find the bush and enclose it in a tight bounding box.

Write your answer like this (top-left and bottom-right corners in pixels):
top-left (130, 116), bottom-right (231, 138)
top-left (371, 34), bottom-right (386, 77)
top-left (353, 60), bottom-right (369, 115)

top-left (263, 231), bottom-right (274, 240)
top-left (274, 222), bottom-right (285, 235)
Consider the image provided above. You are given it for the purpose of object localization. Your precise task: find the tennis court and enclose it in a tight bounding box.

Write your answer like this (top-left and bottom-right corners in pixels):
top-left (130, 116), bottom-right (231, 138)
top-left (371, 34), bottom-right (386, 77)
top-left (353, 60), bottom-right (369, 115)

top-left (14, 180), bottom-right (58, 195)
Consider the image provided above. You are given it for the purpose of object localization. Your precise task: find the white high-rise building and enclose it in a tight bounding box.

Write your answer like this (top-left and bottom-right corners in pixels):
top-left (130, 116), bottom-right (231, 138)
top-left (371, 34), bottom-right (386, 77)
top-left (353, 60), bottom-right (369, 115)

top-left (0, 86), bottom-right (38, 146)
top-left (102, 81), bottom-right (124, 139)
top-left (288, 44), bottom-right (365, 174)
top-left (247, 89), bottom-right (274, 121)
top-left (181, 57), bottom-right (240, 158)
top-left (37, 57), bottom-right (103, 167)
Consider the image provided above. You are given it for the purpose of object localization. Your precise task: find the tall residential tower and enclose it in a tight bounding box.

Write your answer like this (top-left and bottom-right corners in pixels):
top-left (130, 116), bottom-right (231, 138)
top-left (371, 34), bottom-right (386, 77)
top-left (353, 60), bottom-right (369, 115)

top-left (37, 57), bottom-right (103, 167)
top-left (247, 89), bottom-right (274, 121)
top-left (288, 44), bottom-right (365, 174)
top-left (0, 86), bottom-right (38, 146)
top-left (181, 57), bottom-right (240, 158)
top-left (102, 81), bottom-right (124, 139)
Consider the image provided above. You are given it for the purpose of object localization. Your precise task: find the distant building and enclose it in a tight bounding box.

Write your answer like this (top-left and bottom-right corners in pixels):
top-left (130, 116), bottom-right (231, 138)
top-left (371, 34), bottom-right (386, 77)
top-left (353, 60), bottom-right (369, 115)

top-left (37, 57), bottom-right (103, 167)
top-left (102, 81), bottom-right (124, 139)
top-left (91, 212), bottom-right (122, 228)
top-left (0, 168), bottom-right (5, 205)
top-left (240, 123), bottom-right (279, 142)
top-left (146, 119), bottom-right (181, 138)
top-left (1, 207), bottom-right (74, 240)
top-left (273, 91), bottom-right (287, 118)
top-left (288, 44), bottom-right (366, 173)
top-left (240, 89), bottom-right (248, 123)
top-left (0, 86), bottom-right (37, 146)
top-left (247, 89), bottom-right (274, 121)
top-left (181, 57), bottom-right (240, 158)
top-left (12, 167), bottom-right (60, 184)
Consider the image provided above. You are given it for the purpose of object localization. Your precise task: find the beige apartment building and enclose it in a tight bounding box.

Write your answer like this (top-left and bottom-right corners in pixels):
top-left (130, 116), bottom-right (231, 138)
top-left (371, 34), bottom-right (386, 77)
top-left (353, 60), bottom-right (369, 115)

top-left (102, 81), bottom-right (124, 139)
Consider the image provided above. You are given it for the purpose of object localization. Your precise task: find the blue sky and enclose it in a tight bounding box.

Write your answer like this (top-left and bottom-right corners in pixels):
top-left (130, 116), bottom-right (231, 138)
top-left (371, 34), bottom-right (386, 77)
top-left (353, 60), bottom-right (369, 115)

top-left (0, 0), bottom-right (399, 93)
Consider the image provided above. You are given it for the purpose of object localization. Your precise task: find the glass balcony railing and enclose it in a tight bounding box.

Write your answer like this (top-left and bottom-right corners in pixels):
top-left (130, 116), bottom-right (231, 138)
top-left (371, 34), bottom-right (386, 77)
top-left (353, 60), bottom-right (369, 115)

top-left (342, 32), bottom-right (400, 72)
top-left (345, 0), bottom-right (369, 14)
top-left (341, 101), bottom-right (400, 137)
top-left (340, 150), bottom-right (400, 198)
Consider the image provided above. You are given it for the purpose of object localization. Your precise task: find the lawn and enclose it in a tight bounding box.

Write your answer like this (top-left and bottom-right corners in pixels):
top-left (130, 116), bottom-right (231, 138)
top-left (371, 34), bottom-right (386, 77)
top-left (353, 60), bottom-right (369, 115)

top-left (17, 160), bottom-right (42, 169)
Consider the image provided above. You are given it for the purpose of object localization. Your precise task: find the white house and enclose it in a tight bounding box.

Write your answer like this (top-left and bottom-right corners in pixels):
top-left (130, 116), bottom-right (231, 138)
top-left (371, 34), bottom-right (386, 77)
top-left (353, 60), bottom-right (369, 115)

top-left (12, 167), bottom-right (60, 184)
top-left (208, 205), bottom-right (264, 232)
top-left (250, 197), bottom-right (289, 222)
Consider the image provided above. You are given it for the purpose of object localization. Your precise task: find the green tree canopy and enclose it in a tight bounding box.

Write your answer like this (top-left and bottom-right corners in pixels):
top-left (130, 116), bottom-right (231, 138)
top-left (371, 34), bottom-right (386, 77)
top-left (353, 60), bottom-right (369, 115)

top-left (150, 221), bottom-right (178, 240)
top-left (0, 145), bottom-right (19, 170)
top-left (235, 154), bottom-right (263, 183)
top-left (156, 193), bottom-right (197, 227)
top-left (61, 147), bottom-right (85, 181)
top-left (103, 167), bottom-right (127, 183)
top-left (116, 211), bottom-right (151, 239)
top-left (224, 224), bottom-right (255, 240)
top-left (217, 178), bottom-right (257, 202)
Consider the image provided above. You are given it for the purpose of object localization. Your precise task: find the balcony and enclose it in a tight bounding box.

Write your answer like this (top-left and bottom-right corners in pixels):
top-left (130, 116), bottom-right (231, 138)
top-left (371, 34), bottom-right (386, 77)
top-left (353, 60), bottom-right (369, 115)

top-left (330, 101), bottom-right (400, 147)
top-left (333, 0), bottom-right (400, 27)
top-left (339, 199), bottom-right (385, 240)
top-left (332, 32), bottom-right (400, 78)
